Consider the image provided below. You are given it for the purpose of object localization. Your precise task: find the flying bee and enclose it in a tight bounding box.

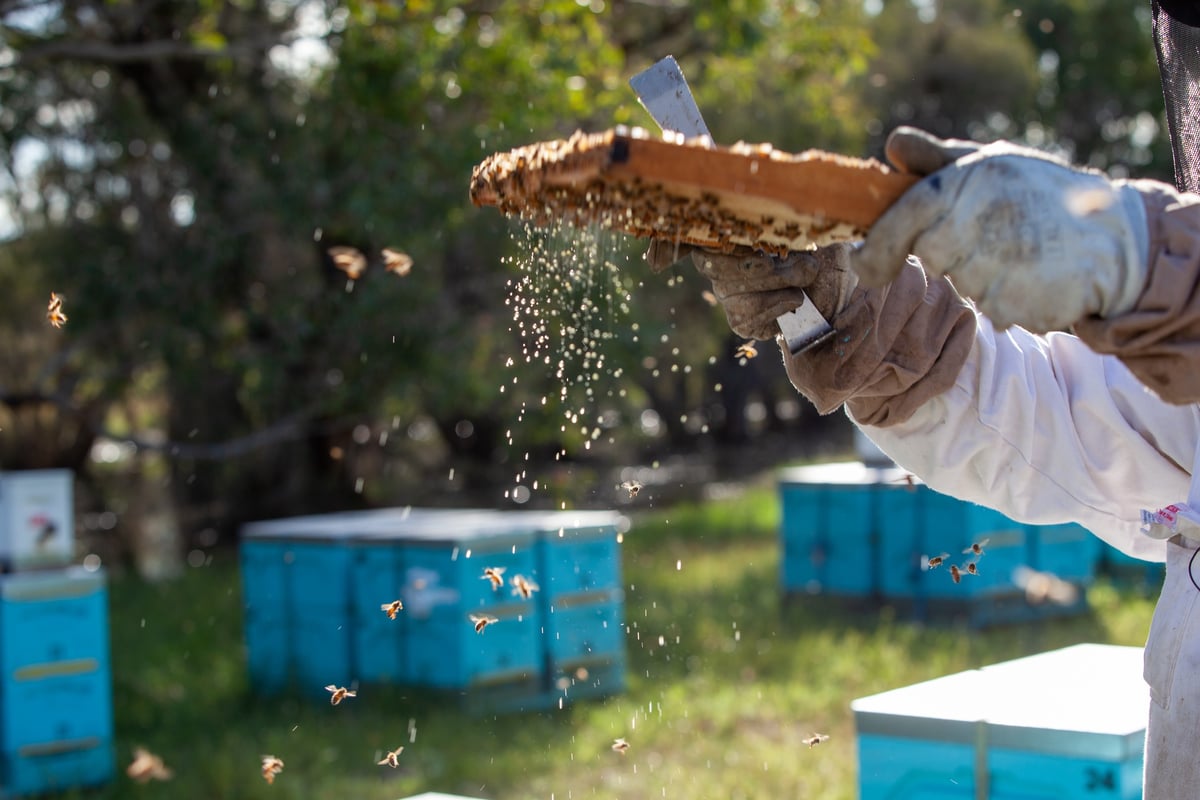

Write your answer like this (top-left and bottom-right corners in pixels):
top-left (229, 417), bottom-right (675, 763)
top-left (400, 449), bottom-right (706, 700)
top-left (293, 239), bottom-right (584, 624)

top-left (620, 480), bottom-right (643, 498)
top-left (377, 747), bottom-right (404, 768)
top-left (381, 248), bottom-right (413, 276)
top-left (964, 538), bottom-right (990, 557)
top-left (700, 289), bottom-right (718, 306)
top-left (965, 562), bottom-right (979, 577)
top-left (735, 341), bottom-right (758, 359)
top-left (380, 600), bottom-right (403, 619)
top-left (481, 566), bottom-right (506, 589)
top-left (127, 747), bottom-right (173, 783)
top-left (949, 564), bottom-right (962, 584)
top-left (921, 553), bottom-right (950, 570)
top-left (261, 755), bottom-right (284, 784)
top-left (612, 738), bottom-right (630, 755)
top-left (470, 613), bottom-right (499, 634)
top-left (325, 684), bottom-right (357, 705)
top-left (510, 574), bottom-right (539, 600)
top-left (46, 292), bottom-right (67, 328)
top-left (802, 733), bottom-right (830, 749)
top-left (328, 245), bottom-right (367, 280)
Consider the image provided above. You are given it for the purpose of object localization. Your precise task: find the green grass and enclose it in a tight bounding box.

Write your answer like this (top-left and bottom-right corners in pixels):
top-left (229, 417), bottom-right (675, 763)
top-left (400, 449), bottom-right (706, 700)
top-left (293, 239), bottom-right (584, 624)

top-left (92, 485), bottom-right (1158, 799)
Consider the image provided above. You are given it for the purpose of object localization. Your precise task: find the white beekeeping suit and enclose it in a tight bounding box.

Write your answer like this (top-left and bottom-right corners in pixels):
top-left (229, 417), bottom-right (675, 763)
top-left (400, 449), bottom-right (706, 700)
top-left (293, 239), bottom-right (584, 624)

top-left (850, 293), bottom-right (1200, 800)
top-left (665, 116), bottom-right (1200, 795)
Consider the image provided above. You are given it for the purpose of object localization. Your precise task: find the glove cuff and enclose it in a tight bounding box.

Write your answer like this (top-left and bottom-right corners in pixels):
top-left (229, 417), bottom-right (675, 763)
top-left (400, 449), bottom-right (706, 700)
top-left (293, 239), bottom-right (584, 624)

top-left (1107, 181), bottom-right (1151, 317)
top-left (1074, 180), bottom-right (1200, 404)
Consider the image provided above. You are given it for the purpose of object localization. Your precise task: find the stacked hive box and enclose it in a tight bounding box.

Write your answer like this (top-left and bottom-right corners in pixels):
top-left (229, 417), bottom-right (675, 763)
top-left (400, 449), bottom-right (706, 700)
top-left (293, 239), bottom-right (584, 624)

top-left (853, 644), bottom-right (1146, 799)
top-left (240, 513), bottom-right (365, 697)
top-left (779, 462), bottom-right (1102, 624)
top-left (779, 462), bottom-right (887, 597)
top-left (0, 568), bottom-right (114, 796)
top-left (357, 513), bottom-right (544, 693)
top-left (0, 470), bottom-right (75, 572)
top-left (528, 512), bottom-right (626, 710)
top-left (240, 508), bottom-right (626, 711)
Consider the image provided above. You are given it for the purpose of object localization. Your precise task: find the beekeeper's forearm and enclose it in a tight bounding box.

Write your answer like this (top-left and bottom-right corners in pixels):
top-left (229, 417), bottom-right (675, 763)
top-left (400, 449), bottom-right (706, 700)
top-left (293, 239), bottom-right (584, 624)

top-left (855, 315), bottom-right (1199, 561)
top-left (1075, 182), bottom-right (1200, 403)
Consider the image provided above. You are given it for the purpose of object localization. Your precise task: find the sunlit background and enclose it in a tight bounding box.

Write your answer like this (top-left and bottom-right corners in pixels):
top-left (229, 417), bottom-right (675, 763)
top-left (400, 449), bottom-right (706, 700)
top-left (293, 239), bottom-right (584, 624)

top-left (0, 1), bottom-right (1168, 798)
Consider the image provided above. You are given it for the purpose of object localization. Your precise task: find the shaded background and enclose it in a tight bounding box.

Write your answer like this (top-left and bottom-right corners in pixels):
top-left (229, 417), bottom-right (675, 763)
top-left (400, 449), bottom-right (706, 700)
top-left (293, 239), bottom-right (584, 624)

top-left (0, 0), bottom-right (1172, 573)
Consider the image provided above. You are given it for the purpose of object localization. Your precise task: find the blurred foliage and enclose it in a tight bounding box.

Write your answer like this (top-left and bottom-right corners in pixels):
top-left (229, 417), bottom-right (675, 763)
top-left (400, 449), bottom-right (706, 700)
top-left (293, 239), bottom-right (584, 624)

top-left (864, 0), bottom-right (1041, 145)
top-left (0, 0), bottom-right (1178, 550)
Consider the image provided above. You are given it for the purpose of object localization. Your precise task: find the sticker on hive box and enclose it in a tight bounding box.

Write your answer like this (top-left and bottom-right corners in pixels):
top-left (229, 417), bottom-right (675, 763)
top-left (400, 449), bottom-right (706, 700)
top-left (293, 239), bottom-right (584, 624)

top-left (1, 470), bottom-right (74, 570)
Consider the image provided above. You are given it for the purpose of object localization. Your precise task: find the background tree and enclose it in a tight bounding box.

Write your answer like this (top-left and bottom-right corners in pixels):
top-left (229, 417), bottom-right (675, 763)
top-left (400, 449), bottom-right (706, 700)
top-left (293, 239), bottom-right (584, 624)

top-left (0, 0), bottom-right (1175, 569)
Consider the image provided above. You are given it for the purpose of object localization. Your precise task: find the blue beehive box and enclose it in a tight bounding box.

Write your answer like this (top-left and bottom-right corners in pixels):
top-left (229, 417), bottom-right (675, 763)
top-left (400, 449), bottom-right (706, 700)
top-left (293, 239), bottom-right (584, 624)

top-left (241, 507), bottom-right (629, 710)
top-left (467, 510), bottom-right (628, 712)
top-left (779, 462), bottom-right (898, 596)
top-left (240, 513), bottom-right (372, 696)
top-left (3, 737), bottom-right (114, 798)
top-left (341, 509), bottom-right (464, 685)
top-left (349, 532), bottom-right (408, 685)
top-left (527, 510), bottom-right (626, 674)
top-left (396, 517), bottom-right (543, 689)
top-left (0, 567), bottom-right (114, 797)
top-left (538, 512), bottom-right (628, 706)
top-left (780, 462), bottom-right (1102, 624)
top-left (878, 485), bottom-right (1028, 600)
top-left (240, 512), bottom-right (378, 613)
top-left (853, 644), bottom-right (1146, 800)
top-left (528, 510), bottom-right (625, 599)
top-left (541, 589), bottom-right (625, 667)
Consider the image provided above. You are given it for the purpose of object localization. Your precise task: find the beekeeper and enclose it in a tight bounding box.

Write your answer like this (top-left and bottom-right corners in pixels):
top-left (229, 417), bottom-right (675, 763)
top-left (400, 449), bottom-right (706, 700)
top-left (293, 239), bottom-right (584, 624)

top-left (647, 123), bottom-right (1200, 799)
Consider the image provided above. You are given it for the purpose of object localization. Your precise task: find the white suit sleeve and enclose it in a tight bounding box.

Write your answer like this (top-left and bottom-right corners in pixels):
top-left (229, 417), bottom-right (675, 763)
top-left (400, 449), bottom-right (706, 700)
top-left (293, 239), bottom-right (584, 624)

top-left (853, 311), bottom-right (1200, 561)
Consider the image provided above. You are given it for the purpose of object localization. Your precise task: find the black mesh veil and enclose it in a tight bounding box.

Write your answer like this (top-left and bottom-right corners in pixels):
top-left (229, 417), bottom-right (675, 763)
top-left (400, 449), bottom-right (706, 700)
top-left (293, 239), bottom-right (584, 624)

top-left (1153, 1), bottom-right (1200, 192)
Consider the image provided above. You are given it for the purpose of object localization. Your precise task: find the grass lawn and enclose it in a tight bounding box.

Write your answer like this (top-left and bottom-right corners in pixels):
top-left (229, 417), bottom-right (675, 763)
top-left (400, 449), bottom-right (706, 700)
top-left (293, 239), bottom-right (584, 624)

top-left (92, 482), bottom-right (1159, 799)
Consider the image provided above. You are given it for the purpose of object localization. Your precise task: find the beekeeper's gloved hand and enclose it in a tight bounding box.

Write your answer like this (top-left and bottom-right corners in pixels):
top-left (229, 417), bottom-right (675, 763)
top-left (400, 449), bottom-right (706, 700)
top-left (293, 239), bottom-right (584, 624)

top-left (852, 126), bottom-right (1150, 332)
top-left (644, 240), bottom-right (859, 342)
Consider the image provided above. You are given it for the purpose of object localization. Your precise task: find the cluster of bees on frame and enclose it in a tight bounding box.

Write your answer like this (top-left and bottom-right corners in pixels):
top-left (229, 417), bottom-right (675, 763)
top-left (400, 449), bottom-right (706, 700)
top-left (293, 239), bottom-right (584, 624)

top-left (470, 128), bottom-right (867, 259)
top-left (923, 538), bottom-right (990, 584)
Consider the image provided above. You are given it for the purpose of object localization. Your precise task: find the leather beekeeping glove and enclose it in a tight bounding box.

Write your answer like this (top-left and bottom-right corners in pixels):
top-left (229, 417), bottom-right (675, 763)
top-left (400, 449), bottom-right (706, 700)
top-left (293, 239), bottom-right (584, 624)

top-left (644, 240), bottom-right (859, 342)
top-left (852, 126), bottom-right (1150, 333)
